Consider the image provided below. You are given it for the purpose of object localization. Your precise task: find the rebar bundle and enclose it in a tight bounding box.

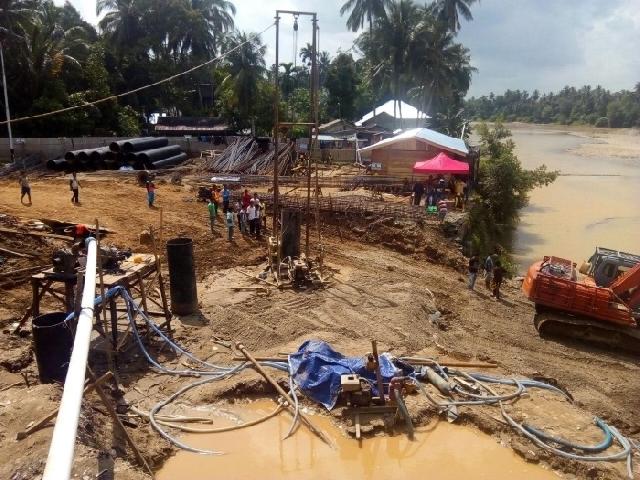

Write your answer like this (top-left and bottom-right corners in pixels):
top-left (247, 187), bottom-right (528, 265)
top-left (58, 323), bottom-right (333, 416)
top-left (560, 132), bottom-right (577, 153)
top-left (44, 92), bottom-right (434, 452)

top-left (201, 137), bottom-right (296, 176)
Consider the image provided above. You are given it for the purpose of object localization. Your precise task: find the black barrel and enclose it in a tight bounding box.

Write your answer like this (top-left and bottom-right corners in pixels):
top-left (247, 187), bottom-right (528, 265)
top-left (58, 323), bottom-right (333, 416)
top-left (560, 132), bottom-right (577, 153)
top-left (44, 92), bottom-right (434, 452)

top-left (151, 152), bottom-right (188, 169)
top-left (166, 238), bottom-right (198, 315)
top-left (32, 312), bottom-right (74, 383)
top-left (122, 137), bottom-right (168, 153)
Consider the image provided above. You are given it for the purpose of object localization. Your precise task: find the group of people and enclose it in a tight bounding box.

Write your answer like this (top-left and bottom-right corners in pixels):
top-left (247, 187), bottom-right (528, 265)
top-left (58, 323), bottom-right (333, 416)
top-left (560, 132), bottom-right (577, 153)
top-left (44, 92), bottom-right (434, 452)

top-left (18, 171), bottom-right (81, 206)
top-left (412, 175), bottom-right (469, 219)
top-left (207, 185), bottom-right (265, 241)
top-left (468, 253), bottom-right (505, 300)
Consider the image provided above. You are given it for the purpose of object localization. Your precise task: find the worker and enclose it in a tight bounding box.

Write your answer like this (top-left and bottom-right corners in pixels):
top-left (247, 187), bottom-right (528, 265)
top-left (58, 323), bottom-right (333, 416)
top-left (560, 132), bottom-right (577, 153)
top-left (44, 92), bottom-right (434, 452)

top-left (225, 207), bottom-right (235, 242)
top-left (454, 177), bottom-right (466, 208)
top-left (146, 180), bottom-right (156, 208)
top-left (435, 176), bottom-right (446, 202)
top-left (492, 260), bottom-right (505, 300)
top-left (241, 188), bottom-right (251, 209)
top-left (238, 206), bottom-right (247, 234)
top-left (212, 186), bottom-right (221, 214)
top-left (222, 184), bottom-right (231, 213)
top-left (254, 197), bottom-right (262, 238)
top-left (207, 199), bottom-right (216, 234)
top-left (19, 171), bottom-right (32, 205)
top-left (70, 172), bottom-right (80, 204)
top-left (484, 253), bottom-right (495, 290)
top-left (437, 198), bottom-right (448, 221)
top-left (247, 199), bottom-right (257, 236)
top-left (468, 255), bottom-right (480, 290)
top-left (413, 181), bottom-right (424, 206)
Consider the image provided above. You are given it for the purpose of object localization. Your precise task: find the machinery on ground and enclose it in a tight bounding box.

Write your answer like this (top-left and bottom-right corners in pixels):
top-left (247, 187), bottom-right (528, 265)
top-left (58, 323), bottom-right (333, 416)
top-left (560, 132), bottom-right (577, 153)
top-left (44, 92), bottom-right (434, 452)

top-left (522, 247), bottom-right (640, 352)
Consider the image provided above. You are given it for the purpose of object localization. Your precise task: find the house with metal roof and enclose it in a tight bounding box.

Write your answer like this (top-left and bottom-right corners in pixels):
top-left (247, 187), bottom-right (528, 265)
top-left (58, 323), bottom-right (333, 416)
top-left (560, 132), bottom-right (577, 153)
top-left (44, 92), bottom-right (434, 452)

top-left (359, 127), bottom-right (469, 177)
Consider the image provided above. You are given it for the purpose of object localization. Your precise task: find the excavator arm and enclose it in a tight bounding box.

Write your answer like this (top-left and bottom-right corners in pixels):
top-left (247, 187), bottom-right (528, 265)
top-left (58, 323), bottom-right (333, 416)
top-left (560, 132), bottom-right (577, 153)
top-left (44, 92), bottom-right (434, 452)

top-left (610, 262), bottom-right (640, 311)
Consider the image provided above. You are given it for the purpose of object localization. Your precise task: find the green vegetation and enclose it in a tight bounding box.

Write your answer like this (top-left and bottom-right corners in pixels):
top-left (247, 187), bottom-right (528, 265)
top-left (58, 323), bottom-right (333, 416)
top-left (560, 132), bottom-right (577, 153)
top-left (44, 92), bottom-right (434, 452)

top-left (1, 0), bottom-right (476, 137)
top-left (465, 85), bottom-right (640, 128)
top-left (467, 123), bottom-right (559, 269)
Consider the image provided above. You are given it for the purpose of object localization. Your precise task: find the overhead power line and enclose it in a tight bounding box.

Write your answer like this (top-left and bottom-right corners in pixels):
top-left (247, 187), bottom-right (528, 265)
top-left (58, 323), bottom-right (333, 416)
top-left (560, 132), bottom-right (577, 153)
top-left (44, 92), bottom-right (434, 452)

top-left (0, 22), bottom-right (276, 126)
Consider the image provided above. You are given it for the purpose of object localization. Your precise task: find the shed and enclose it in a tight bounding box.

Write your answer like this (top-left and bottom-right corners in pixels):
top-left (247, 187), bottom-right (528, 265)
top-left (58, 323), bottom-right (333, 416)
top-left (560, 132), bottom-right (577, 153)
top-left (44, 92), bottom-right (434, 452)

top-left (359, 128), bottom-right (469, 177)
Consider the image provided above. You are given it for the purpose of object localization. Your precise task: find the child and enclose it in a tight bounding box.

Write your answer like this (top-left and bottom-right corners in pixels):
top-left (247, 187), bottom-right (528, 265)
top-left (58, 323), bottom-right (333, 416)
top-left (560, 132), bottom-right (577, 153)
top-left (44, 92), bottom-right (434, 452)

top-left (437, 199), bottom-right (448, 221)
top-left (70, 172), bottom-right (80, 204)
top-left (226, 208), bottom-right (235, 241)
top-left (146, 180), bottom-right (156, 208)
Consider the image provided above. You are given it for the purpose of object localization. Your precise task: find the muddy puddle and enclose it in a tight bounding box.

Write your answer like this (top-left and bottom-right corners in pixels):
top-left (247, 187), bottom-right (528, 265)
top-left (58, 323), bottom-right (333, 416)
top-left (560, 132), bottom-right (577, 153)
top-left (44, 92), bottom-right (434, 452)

top-left (509, 126), bottom-right (640, 272)
top-left (157, 400), bottom-right (558, 480)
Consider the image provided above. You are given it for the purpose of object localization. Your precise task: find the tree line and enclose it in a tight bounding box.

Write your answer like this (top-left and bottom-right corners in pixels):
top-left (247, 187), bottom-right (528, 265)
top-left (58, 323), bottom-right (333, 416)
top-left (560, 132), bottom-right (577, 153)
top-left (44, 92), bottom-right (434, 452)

top-left (0, 0), bottom-right (477, 137)
top-left (465, 85), bottom-right (640, 128)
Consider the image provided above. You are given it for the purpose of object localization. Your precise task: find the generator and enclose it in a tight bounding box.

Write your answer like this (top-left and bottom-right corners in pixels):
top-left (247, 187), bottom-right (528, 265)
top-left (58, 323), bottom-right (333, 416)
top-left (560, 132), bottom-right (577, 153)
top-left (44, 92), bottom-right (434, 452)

top-left (340, 374), bottom-right (373, 407)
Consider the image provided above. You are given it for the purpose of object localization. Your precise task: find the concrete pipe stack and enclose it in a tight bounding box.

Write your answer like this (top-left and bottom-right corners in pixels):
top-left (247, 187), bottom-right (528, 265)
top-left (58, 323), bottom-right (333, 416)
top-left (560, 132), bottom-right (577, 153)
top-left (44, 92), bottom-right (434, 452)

top-left (48, 137), bottom-right (189, 172)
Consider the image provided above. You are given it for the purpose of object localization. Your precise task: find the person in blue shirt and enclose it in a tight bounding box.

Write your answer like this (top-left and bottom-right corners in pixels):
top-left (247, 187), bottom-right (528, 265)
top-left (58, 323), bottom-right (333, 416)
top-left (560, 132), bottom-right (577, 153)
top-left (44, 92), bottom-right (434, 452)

top-left (222, 184), bottom-right (231, 213)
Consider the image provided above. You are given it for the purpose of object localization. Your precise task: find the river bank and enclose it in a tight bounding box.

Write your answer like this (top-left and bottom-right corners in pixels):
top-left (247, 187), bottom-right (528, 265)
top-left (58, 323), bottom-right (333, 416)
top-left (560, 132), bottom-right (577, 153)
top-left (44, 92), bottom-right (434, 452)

top-left (497, 123), bottom-right (640, 272)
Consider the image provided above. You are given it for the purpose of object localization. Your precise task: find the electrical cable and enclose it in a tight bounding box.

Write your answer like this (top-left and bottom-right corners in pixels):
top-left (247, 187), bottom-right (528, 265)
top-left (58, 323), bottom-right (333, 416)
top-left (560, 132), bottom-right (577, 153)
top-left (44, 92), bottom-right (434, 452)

top-left (0, 22), bottom-right (276, 126)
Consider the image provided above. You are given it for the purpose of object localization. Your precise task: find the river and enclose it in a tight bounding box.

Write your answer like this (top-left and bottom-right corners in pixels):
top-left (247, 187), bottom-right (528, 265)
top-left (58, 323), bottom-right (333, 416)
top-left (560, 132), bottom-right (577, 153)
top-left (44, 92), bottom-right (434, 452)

top-left (506, 124), bottom-right (640, 272)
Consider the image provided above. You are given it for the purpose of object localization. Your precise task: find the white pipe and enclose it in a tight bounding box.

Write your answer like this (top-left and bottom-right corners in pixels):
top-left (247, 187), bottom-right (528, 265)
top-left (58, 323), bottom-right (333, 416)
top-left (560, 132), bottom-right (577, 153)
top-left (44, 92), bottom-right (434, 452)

top-left (43, 238), bottom-right (97, 480)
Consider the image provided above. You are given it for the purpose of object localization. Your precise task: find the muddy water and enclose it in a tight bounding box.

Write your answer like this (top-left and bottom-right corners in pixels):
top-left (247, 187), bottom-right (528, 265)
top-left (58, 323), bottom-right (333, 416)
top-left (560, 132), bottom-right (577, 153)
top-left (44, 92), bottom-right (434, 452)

top-left (157, 400), bottom-right (558, 480)
top-left (509, 126), bottom-right (640, 272)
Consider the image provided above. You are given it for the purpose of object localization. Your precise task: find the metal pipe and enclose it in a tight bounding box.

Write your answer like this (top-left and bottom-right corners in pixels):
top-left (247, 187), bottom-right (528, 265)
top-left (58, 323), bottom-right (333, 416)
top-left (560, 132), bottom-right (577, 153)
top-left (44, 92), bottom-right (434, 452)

top-left (43, 237), bottom-right (97, 480)
top-left (273, 12), bottom-right (280, 251)
top-left (0, 43), bottom-right (15, 166)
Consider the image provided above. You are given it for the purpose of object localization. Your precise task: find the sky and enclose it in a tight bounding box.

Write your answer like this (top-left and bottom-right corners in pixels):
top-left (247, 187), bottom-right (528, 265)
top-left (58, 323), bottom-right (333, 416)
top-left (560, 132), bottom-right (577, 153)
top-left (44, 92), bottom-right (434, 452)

top-left (55, 0), bottom-right (640, 98)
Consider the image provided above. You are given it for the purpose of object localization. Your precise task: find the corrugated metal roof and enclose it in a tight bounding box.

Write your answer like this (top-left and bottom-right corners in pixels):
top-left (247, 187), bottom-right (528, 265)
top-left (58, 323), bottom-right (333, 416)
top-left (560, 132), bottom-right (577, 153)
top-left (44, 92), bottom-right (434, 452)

top-left (359, 128), bottom-right (469, 156)
top-left (355, 100), bottom-right (429, 126)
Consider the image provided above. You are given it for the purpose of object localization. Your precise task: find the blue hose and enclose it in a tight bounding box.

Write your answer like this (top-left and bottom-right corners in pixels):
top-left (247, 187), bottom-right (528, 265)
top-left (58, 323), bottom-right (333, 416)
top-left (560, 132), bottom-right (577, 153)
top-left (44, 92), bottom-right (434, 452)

top-left (522, 417), bottom-right (613, 453)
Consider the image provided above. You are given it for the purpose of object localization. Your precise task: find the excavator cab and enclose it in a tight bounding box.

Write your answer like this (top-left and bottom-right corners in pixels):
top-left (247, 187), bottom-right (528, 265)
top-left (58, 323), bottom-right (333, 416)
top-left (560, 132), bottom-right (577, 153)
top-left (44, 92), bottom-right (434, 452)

top-left (580, 247), bottom-right (640, 287)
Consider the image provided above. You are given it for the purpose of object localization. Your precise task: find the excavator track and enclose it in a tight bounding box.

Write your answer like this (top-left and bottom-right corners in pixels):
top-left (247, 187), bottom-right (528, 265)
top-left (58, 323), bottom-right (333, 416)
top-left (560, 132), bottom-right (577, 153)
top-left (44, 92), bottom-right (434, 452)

top-left (534, 307), bottom-right (640, 354)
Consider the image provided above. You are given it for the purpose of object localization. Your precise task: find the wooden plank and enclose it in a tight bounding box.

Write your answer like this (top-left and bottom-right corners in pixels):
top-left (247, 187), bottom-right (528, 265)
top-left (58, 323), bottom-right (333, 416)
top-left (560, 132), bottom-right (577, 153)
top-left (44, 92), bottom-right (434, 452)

top-left (0, 246), bottom-right (39, 258)
top-left (0, 227), bottom-right (73, 242)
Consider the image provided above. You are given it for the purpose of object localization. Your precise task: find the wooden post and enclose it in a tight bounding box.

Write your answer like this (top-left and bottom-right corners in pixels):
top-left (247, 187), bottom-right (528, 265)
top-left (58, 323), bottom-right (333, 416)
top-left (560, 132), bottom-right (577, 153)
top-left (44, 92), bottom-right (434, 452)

top-left (109, 299), bottom-right (118, 350)
top-left (149, 227), bottom-right (171, 331)
top-left (236, 342), bottom-right (332, 446)
top-left (372, 340), bottom-right (385, 405)
top-left (31, 278), bottom-right (40, 319)
top-left (136, 272), bottom-right (150, 315)
top-left (95, 219), bottom-right (117, 381)
top-left (86, 368), bottom-right (153, 477)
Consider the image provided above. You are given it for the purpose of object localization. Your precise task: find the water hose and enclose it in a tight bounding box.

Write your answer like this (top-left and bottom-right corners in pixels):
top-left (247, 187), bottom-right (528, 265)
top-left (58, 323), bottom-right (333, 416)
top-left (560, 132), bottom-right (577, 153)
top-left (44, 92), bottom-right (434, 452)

top-left (522, 418), bottom-right (613, 453)
top-left (394, 389), bottom-right (415, 440)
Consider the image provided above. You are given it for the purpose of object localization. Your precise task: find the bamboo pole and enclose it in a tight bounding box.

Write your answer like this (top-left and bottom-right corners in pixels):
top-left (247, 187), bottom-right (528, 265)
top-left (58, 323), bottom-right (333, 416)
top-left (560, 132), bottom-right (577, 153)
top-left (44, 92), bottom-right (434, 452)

top-left (236, 342), bottom-right (332, 446)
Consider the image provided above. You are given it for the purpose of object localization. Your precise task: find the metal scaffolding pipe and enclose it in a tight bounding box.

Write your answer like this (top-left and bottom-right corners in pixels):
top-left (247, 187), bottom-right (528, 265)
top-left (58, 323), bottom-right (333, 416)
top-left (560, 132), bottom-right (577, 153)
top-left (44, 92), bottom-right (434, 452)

top-left (42, 237), bottom-right (97, 480)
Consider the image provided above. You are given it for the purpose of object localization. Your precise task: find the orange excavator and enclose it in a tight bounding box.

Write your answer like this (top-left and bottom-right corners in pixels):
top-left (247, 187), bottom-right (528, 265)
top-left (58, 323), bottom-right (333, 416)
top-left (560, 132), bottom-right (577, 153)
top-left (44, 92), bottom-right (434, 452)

top-left (522, 248), bottom-right (640, 351)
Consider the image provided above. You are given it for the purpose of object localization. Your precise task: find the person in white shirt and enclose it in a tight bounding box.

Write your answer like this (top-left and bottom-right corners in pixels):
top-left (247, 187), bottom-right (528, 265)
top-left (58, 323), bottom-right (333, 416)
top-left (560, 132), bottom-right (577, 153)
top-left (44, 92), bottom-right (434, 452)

top-left (70, 173), bottom-right (80, 204)
top-left (247, 199), bottom-right (257, 236)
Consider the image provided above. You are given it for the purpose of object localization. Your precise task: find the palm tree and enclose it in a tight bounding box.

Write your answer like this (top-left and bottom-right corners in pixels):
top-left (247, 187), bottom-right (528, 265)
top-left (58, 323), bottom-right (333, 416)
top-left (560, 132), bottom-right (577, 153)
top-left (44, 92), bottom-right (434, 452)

top-left (299, 42), bottom-right (313, 66)
top-left (219, 30), bottom-right (266, 129)
top-left (16, 1), bottom-right (89, 98)
top-left (0, 0), bottom-right (37, 42)
top-left (340, 0), bottom-right (390, 33)
top-left (434, 0), bottom-right (478, 33)
top-left (96, 0), bottom-right (145, 54)
top-left (189, 0), bottom-right (236, 56)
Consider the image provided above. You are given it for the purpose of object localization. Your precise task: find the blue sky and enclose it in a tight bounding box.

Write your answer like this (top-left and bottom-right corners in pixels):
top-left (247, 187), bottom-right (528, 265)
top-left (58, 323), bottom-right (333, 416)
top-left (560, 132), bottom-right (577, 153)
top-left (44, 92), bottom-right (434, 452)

top-left (55, 0), bottom-right (640, 97)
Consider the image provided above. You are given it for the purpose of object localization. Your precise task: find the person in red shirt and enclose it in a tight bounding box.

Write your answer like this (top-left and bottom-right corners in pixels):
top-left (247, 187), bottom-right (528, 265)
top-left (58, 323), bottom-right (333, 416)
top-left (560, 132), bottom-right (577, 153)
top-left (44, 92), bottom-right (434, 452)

top-left (241, 189), bottom-right (251, 209)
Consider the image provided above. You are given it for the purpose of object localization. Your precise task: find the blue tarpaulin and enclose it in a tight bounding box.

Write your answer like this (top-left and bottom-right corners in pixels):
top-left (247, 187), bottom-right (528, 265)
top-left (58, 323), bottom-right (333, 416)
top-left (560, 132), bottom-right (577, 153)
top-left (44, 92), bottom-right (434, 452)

top-left (288, 340), bottom-right (413, 410)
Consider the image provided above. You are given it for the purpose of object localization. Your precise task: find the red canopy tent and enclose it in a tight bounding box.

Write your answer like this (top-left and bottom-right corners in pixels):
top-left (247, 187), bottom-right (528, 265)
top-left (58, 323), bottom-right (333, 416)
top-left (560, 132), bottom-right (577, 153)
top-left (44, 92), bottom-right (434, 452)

top-left (413, 152), bottom-right (470, 175)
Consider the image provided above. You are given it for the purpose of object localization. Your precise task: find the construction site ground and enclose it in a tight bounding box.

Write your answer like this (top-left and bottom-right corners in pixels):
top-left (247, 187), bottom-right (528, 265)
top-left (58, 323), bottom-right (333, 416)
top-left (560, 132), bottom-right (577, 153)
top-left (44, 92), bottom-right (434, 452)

top-left (0, 172), bottom-right (638, 480)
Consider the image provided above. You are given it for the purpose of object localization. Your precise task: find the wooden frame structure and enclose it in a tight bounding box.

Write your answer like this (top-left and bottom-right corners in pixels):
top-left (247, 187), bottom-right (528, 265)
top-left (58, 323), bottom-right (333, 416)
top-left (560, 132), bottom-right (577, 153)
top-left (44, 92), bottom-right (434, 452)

top-left (28, 253), bottom-right (170, 353)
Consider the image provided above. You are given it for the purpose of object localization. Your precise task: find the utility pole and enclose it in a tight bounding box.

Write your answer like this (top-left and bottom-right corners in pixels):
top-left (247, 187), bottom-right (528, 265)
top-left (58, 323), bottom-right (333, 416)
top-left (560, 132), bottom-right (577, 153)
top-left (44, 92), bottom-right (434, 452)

top-left (0, 41), bottom-right (15, 166)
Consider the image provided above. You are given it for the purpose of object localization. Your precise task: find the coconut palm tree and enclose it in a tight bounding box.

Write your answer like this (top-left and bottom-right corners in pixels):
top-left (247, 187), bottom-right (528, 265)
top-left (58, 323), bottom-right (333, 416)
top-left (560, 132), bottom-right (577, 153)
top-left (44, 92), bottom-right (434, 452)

top-left (299, 42), bottom-right (313, 66)
top-left (219, 30), bottom-right (266, 129)
top-left (340, 0), bottom-right (390, 33)
top-left (96, 0), bottom-right (146, 54)
top-left (434, 0), bottom-right (478, 33)
top-left (188, 0), bottom-right (236, 57)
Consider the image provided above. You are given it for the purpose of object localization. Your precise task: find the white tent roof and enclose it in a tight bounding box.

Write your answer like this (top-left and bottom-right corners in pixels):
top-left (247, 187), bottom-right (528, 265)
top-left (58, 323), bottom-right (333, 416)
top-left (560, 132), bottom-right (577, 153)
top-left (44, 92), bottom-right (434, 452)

top-left (355, 100), bottom-right (429, 126)
top-left (359, 128), bottom-right (469, 156)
